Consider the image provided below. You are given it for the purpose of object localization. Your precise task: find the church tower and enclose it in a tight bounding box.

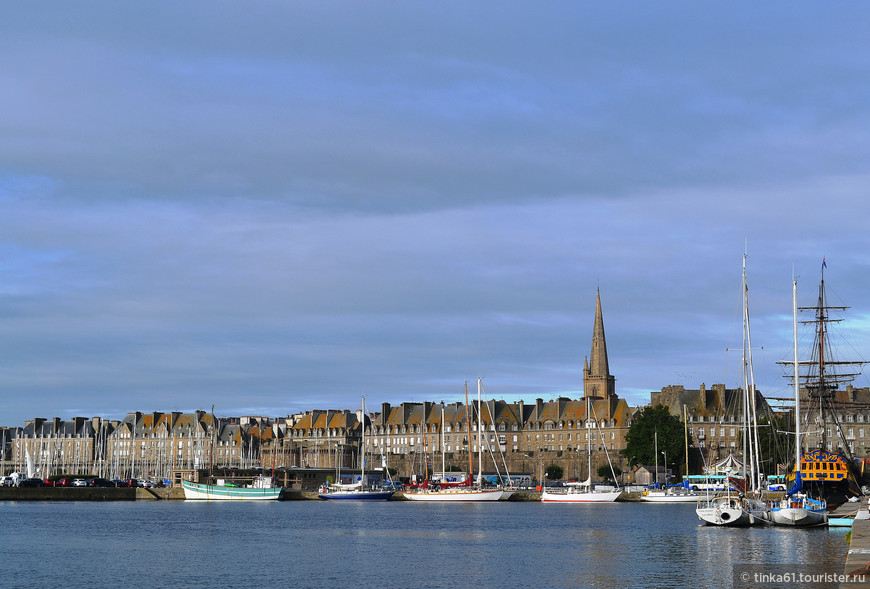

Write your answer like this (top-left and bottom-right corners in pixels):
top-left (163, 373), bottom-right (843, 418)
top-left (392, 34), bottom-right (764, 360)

top-left (583, 290), bottom-right (615, 401)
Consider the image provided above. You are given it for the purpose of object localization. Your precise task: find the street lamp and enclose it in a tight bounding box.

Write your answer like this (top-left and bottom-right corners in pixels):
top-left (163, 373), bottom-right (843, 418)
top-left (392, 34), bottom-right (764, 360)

top-left (661, 451), bottom-right (668, 484)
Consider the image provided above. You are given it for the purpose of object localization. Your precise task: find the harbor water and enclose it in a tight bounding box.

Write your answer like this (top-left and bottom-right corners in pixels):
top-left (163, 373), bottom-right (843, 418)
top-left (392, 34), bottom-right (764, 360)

top-left (0, 501), bottom-right (849, 588)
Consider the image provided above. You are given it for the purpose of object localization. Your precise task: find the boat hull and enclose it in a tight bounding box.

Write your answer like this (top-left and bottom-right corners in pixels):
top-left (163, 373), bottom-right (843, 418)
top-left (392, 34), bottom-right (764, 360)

top-left (696, 504), bottom-right (753, 526)
top-left (318, 490), bottom-right (395, 501)
top-left (641, 492), bottom-right (712, 503)
top-left (769, 507), bottom-right (827, 527)
top-left (695, 493), bottom-right (764, 526)
top-left (182, 480), bottom-right (282, 501)
top-left (540, 490), bottom-right (622, 503)
top-left (402, 488), bottom-right (504, 501)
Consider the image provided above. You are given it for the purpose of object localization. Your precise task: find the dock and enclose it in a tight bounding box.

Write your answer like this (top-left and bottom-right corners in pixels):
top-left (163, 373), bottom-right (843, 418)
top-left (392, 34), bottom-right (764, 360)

top-left (842, 500), bottom-right (870, 587)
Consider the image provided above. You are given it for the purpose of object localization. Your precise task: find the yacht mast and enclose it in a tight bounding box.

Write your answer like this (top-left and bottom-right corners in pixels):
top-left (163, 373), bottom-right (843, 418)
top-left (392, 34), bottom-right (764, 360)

top-left (793, 279), bottom-right (801, 466)
top-left (477, 378), bottom-right (484, 486)
top-left (464, 382), bottom-right (473, 482)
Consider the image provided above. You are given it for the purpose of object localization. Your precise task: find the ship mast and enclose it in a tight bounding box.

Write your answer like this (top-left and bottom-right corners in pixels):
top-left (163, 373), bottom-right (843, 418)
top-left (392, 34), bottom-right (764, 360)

top-left (797, 261), bottom-right (865, 453)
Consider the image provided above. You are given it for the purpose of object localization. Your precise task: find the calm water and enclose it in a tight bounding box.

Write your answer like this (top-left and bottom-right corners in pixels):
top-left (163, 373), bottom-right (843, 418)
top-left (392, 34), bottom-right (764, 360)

top-left (0, 501), bottom-right (849, 588)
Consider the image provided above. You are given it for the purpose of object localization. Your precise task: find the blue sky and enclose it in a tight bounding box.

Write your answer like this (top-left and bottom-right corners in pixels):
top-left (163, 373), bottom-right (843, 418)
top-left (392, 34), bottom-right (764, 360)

top-left (3, 2), bottom-right (870, 425)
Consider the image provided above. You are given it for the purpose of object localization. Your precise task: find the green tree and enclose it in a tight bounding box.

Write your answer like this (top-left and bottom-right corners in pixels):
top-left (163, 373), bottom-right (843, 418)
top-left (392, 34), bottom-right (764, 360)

top-left (545, 464), bottom-right (564, 480)
top-left (597, 464), bottom-right (622, 481)
top-left (621, 404), bottom-right (692, 476)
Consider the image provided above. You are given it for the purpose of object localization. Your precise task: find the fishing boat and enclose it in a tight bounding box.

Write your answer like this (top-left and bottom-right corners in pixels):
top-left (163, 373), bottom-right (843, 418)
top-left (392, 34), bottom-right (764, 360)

top-left (402, 380), bottom-right (504, 501)
top-left (182, 475), bottom-right (283, 500)
top-left (319, 397), bottom-right (396, 501)
top-left (541, 396), bottom-right (622, 503)
top-left (769, 278), bottom-right (828, 526)
top-left (697, 253), bottom-right (768, 526)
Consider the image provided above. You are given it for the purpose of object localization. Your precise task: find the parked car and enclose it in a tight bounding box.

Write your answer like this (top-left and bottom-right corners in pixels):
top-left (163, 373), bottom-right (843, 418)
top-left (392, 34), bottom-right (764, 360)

top-left (19, 478), bottom-right (44, 487)
top-left (117, 479), bottom-right (139, 488)
top-left (86, 477), bottom-right (116, 488)
top-left (0, 476), bottom-right (14, 487)
top-left (54, 478), bottom-right (74, 487)
top-left (72, 479), bottom-right (88, 487)
top-left (43, 478), bottom-right (57, 487)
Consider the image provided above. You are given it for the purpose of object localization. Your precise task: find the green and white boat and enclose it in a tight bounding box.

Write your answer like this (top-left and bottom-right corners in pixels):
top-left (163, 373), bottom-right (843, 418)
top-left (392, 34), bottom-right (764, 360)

top-left (182, 476), bottom-right (283, 500)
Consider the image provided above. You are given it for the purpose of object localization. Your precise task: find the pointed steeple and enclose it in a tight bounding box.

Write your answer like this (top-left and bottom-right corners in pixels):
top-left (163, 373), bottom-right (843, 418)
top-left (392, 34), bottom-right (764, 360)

top-left (589, 290), bottom-right (609, 378)
top-left (583, 289), bottom-right (615, 401)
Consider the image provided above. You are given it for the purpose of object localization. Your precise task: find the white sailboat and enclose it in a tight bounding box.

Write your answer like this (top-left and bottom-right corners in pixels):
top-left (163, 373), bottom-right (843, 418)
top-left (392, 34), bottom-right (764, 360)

top-left (402, 380), bottom-right (504, 501)
top-left (697, 253), bottom-right (768, 526)
top-left (319, 397), bottom-right (395, 501)
top-left (541, 396), bottom-right (622, 503)
top-left (769, 278), bottom-right (828, 526)
top-left (643, 415), bottom-right (712, 503)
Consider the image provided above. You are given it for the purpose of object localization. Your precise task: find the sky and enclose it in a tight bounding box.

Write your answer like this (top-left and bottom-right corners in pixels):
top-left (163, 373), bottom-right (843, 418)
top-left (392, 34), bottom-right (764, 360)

top-left (3, 2), bottom-right (870, 426)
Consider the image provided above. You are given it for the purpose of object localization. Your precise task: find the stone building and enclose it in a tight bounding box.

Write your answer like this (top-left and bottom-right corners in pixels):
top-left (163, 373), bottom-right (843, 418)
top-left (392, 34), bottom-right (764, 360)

top-left (281, 409), bottom-right (361, 469)
top-left (4, 290), bottom-right (639, 484)
top-left (649, 383), bottom-right (773, 467)
top-left (361, 290), bottom-right (635, 481)
top-left (800, 384), bottom-right (870, 458)
top-left (13, 417), bottom-right (101, 476)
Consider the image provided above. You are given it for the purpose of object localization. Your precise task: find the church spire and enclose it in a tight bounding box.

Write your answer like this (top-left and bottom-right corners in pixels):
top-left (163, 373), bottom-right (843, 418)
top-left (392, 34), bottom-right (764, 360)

top-left (583, 289), bottom-right (615, 400)
top-left (589, 289), bottom-right (609, 378)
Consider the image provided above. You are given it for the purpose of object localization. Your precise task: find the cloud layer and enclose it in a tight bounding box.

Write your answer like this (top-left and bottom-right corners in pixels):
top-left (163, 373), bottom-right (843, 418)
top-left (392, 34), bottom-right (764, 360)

top-left (2, 3), bottom-right (870, 424)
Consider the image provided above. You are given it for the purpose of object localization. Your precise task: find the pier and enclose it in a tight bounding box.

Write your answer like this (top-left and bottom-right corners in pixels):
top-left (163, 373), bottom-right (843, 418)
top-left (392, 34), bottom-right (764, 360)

top-left (844, 501), bottom-right (870, 587)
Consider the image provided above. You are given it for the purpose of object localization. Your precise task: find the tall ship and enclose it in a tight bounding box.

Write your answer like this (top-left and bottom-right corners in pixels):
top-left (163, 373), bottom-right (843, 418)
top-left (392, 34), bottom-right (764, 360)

top-left (782, 261), bottom-right (866, 508)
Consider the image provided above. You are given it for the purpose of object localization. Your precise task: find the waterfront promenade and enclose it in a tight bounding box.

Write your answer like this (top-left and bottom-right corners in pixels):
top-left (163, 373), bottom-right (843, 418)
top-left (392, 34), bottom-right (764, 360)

top-left (844, 504), bottom-right (870, 587)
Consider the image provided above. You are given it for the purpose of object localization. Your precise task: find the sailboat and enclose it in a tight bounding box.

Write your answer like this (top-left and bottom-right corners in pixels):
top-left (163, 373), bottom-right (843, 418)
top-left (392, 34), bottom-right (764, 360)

top-left (775, 261), bottom-right (864, 510)
top-left (319, 397), bottom-right (395, 500)
top-left (768, 278), bottom-right (828, 526)
top-left (402, 380), bottom-right (504, 501)
top-left (697, 253), bottom-right (768, 525)
top-left (541, 396), bottom-right (622, 503)
top-left (643, 413), bottom-right (712, 503)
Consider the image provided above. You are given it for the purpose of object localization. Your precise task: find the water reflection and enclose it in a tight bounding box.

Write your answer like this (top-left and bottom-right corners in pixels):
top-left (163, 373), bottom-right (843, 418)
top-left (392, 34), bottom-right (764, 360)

top-left (0, 500), bottom-right (849, 588)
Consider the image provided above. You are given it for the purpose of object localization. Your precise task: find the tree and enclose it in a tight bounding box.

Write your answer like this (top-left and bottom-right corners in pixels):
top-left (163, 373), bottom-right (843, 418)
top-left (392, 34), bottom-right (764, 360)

top-left (545, 464), bottom-right (563, 480)
top-left (597, 464), bottom-right (622, 481)
top-left (622, 404), bottom-right (692, 476)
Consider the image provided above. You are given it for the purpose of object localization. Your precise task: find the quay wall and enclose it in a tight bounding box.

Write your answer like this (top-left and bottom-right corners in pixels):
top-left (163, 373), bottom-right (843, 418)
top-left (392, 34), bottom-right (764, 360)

top-left (0, 487), bottom-right (138, 501)
top-left (844, 504), bottom-right (870, 584)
